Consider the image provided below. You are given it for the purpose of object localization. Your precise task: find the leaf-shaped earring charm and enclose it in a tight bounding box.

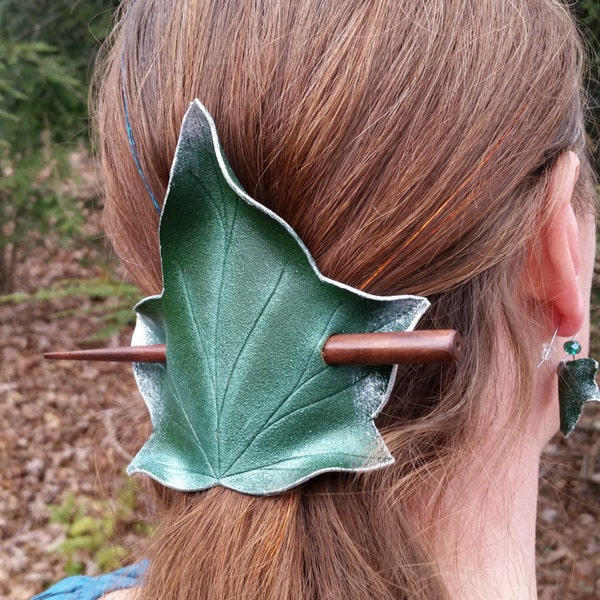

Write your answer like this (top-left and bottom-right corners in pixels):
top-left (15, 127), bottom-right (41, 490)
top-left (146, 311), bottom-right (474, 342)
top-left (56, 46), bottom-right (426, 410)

top-left (128, 100), bottom-right (431, 495)
top-left (558, 340), bottom-right (600, 437)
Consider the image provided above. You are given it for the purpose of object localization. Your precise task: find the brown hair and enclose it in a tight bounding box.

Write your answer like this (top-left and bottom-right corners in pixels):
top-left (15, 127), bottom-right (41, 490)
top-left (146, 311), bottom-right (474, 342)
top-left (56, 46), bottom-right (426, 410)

top-left (94, 1), bottom-right (592, 598)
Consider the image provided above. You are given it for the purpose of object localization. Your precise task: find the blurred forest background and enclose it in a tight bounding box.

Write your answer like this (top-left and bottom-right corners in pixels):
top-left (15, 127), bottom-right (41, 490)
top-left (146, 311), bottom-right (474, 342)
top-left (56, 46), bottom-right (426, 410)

top-left (1, 1), bottom-right (600, 598)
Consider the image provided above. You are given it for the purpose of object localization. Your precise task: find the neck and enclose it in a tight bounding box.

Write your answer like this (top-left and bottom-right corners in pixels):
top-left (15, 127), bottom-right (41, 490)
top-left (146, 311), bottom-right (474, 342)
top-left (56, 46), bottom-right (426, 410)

top-left (431, 431), bottom-right (541, 600)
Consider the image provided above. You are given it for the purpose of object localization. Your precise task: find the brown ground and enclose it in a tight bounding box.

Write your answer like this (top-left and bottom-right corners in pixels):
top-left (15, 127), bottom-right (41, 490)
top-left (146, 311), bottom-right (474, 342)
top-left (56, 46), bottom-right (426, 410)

top-left (0, 234), bottom-right (599, 599)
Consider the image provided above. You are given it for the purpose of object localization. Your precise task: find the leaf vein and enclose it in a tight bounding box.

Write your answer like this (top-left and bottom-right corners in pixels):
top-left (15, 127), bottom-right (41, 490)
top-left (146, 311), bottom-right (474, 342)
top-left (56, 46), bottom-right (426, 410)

top-left (264, 304), bottom-right (344, 428)
top-left (177, 268), bottom-right (217, 399)
top-left (190, 170), bottom-right (226, 226)
top-left (228, 449), bottom-right (379, 476)
top-left (168, 373), bottom-right (216, 478)
top-left (224, 372), bottom-right (372, 477)
top-left (222, 305), bottom-right (343, 475)
top-left (219, 267), bottom-right (286, 415)
top-left (214, 194), bottom-right (239, 471)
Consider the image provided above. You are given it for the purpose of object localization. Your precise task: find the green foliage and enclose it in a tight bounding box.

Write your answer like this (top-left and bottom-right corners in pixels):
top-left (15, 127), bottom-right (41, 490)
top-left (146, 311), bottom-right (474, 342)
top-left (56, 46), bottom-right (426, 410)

top-left (577, 1), bottom-right (600, 32)
top-left (51, 277), bottom-right (140, 341)
top-left (0, 142), bottom-right (90, 293)
top-left (0, 275), bottom-right (139, 340)
top-left (47, 480), bottom-right (152, 576)
top-left (0, 0), bottom-right (119, 151)
top-left (0, 0), bottom-right (119, 293)
top-left (576, 1), bottom-right (600, 166)
top-left (1, 145), bottom-right (84, 243)
top-left (0, 40), bottom-right (84, 151)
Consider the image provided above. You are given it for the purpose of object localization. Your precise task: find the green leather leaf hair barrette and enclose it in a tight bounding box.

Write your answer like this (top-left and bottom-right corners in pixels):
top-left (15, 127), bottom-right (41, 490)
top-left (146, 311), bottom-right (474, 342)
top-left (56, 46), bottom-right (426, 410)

top-left (45, 101), bottom-right (465, 493)
top-left (127, 100), bottom-right (430, 495)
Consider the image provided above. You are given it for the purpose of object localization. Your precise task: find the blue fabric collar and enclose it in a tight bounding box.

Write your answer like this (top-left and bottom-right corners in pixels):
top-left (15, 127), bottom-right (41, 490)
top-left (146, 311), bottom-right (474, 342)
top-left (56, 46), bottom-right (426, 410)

top-left (30, 560), bottom-right (148, 600)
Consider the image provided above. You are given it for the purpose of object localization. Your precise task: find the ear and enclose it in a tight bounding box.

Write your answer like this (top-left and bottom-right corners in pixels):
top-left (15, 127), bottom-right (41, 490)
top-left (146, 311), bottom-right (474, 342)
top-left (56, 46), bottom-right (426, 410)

top-left (525, 151), bottom-right (582, 337)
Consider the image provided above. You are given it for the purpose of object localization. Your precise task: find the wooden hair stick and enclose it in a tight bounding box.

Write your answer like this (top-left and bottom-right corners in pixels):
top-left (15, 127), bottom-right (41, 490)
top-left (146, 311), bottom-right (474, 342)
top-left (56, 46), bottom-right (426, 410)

top-left (44, 330), bottom-right (462, 365)
top-left (322, 330), bottom-right (462, 365)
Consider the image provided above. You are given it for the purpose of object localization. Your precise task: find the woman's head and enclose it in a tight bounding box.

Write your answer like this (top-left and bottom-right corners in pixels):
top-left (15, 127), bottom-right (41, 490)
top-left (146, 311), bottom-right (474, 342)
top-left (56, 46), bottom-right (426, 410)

top-left (97, 0), bottom-right (593, 455)
top-left (94, 1), bottom-right (594, 598)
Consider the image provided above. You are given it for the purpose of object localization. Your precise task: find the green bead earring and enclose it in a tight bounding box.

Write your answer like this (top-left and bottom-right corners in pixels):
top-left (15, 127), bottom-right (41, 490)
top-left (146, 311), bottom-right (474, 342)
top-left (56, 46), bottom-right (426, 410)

top-left (557, 337), bottom-right (600, 437)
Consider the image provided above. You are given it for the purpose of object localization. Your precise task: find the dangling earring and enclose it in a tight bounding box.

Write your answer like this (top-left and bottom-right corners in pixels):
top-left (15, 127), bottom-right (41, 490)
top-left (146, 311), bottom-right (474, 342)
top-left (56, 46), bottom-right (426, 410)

top-left (557, 336), bottom-right (600, 437)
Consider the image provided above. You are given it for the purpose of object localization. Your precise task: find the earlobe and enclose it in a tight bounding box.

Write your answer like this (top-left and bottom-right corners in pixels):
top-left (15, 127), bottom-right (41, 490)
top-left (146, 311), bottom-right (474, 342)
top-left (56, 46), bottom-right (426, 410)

top-left (525, 151), bottom-right (583, 337)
